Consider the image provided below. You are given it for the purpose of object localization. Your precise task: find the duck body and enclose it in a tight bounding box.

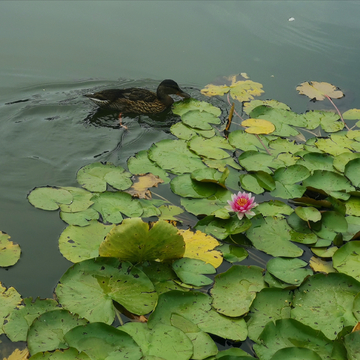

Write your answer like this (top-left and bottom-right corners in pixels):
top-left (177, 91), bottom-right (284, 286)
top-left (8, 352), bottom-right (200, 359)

top-left (84, 79), bottom-right (190, 115)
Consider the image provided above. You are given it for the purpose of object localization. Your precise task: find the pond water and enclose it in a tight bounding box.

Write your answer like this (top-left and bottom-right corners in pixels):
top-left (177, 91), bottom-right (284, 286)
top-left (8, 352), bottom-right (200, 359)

top-left (1, 0), bottom-right (360, 354)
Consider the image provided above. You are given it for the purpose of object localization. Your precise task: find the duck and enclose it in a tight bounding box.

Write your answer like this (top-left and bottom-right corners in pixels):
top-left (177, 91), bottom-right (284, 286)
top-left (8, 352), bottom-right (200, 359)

top-left (84, 79), bottom-right (190, 127)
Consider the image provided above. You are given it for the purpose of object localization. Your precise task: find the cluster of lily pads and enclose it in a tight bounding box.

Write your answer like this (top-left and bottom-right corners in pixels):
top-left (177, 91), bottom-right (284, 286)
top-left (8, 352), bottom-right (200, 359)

top-left (1, 76), bottom-right (360, 360)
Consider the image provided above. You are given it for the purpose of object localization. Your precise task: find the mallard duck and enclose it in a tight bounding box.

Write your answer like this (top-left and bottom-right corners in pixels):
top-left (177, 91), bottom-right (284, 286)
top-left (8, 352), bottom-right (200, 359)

top-left (84, 79), bottom-right (190, 126)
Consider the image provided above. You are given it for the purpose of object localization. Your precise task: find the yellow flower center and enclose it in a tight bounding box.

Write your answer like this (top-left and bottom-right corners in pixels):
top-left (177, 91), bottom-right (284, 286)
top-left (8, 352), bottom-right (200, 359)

top-left (236, 198), bottom-right (248, 206)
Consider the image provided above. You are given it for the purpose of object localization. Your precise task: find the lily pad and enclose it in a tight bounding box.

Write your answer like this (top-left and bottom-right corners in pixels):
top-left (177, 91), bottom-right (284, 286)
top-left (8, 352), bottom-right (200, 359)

top-left (181, 110), bottom-right (221, 130)
top-left (91, 191), bottom-right (143, 224)
top-left (172, 258), bottom-right (215, 287)
top-left (55, 257), bottom-right (157, 322)
top-left (0, 231), bottom-right (21, 267)
top-left (291, 273), bottom-right (360, 340)
top-left (27, 310), bottom-right (88, 355)
top-left (127, 150), bottom-right (170, 184)
top-left (76, 162), bottom-right (132, 192)
top-left (99, 218), bottom-right (185, 262)
top-left (333, 241), bottom-right (360, 281)
top-left (210, 265), bottom-right (266, 317)
top-left (149, 139), bottom-right (207, 175)
top-left (4, 297), bottom-right (59, 342)
top-left (0, 282), bottom-right (22, 335)
top-left (148, 290), bottom-right (247, 341)
top-left (246, 288), bottom-right (292, 343)
top-left (246, 216), bottom-right (303, 257)
top-left (266, 257), bottom-right (313, 285)
top-left (188, 136), bottom-right (233, 160)
top-left (58, 220), bottom-right (114, 263)
top-left (172, 99), bottom-right (221, 117)
top-left (28, 187), bottom-right (72, 211)
top-left (121, 322), bottom-right (193, 360)
top-left (64, 322), bottom-right (142, 360)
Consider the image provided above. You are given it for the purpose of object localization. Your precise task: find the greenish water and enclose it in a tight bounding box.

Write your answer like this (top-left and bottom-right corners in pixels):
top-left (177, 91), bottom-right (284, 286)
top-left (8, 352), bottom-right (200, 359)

top-left (0, 1), bottom-right (360, 352)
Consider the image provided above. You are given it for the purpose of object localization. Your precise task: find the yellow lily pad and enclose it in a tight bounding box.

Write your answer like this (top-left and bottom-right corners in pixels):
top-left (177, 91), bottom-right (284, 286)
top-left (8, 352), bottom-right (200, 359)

top-left (296, 81), bottom-right (344, 101)
top-left (241, 118), bottom-right (275, 135)
top-left (179, 229), bottom-right (222, 268)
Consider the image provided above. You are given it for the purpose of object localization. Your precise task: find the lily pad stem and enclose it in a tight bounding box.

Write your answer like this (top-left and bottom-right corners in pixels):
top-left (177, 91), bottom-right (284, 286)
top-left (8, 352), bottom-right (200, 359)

top-left (325, 95), bottom-right (350, 130)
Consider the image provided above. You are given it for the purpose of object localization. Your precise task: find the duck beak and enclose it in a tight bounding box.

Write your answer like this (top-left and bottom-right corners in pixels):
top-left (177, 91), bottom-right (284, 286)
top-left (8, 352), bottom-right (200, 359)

top-left (177, 91), bottom-right (191, 99)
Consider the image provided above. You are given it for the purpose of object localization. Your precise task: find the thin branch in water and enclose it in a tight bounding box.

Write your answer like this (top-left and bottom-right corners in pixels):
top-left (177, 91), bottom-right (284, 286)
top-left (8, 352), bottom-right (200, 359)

top-left (151, 191), bottom-right (172, 204)
top-left (227, 93), bottom-right (244, 121)
top-left (325, 94), bottom-right (350, 131)
top-left (225, 102), bottom-right (235, 131)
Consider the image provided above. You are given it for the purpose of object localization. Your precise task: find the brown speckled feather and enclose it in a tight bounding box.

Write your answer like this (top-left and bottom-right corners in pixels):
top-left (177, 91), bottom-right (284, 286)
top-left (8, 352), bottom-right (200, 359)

top-left (85, 79), bottom-right (190, 115)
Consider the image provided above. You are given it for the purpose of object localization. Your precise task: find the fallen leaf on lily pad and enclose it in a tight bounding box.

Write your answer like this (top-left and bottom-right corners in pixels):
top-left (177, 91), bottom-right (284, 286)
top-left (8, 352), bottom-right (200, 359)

top-left (179, 229), bottom-right (223, 268)
top-left (125, 174), bottom-right (164, 199)
top-left (296, 81), bottom-right (344, 101)
top-left (241, 118), bottom-right (275, 135)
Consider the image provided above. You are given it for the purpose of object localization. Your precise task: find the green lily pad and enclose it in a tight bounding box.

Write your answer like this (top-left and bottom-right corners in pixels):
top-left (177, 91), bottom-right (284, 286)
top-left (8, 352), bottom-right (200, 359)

top-left (253, 318), bottom-right (334, 360)
top-left (228, 130), bottom-right (272, 152)
top-left (59, 220), bottom-right (114, 263)
top-left (28, 187), bottom-right (73, 211)
top-left (267, 258), bottom-right (313, 285)
top-left (344, 330), bottom-right (360, 360)
top-left (171, 121), bottom-right (215, 140)
top-left (303, 170), bottom-right (355, 194)
top-left (244, 99), bottom-right (290, 115)
top-left (333, 241), bottom-right (360, 281)
top-left (256, 200), bottom-right (294, 218)
top-left (344, 215), bottom-right (360, 240)
top-left (0, 231), bottom-right (21, 267)
top-left (181, 188), bottom-right (232, 218)
top-left (99, 218), bottom-right (185, 262)
top-left (217, 244), bottom-right (248, 263)
top-left (344, 158), bottom-right (360, 188)
top-left (181, 110), bottom-right (221, 130)
top-left (268, 138), bottom-right (304, 155)
top-left (148, 139), bottom-right (207, 175)
top-left (191, 167), bottom-right (229, 188)
top-left (238, 151), bottom-right (277, 174)
top-left (158, 205), bottom-right (184, 221)
top-left (55, 257), bottom-right (157, 322)
top-left (60, 208), bottom-right (99, 226)
top-left (291, 273), bottom-right (360, 340)
top-left (77, 162), bottom-right (132, 192)
top-left (246, 288), bottom-right (292, 343)
top-left (172, 258), bottom-right (215, 286)
top-left (27, 310), bottom-right (88, 355)
top-left (345, 196), bottom-right (360, 216)
top-left (210, 265), bottom-right (266, 317)
top-left (188, 136), bottom-right (233, 160)
top-left (270, 181), bottom-right (306, 200)
top-left (121, 322), bottom-right (193, 360)
top-left (172, 99), bottom-right (221, 117)
top-left (127, 150), bottom-right (170, 184)
top-left (91, 191), bottom-right (143, 224)
top-left (246, 216), bottom-right (303, 257)
top-left (148, 291), bottom-right (247, 341)
top-left (170, 174), bottom-right (218, 199)
top-left (4, 297), bottom-right (59, 342)
top-left (333, 152), bottom-right (360, 173)
top-left (64, 322), bottom-right (142, 360)
top-left (295, 206), bottom-right (321, 222)
top-left (58, 187), bottom-right (94, 213)
top-left (273, 164), bottom-right (310, 184)
top-left (296, 152), bottom-right (334, 173)
top-left (251, 171), bottom-right (276, 191)
top-left (29, 348), bottom-right (91, 360)
top-left (315, 137), bottom-right (353, 157)
top-left (343, 108), bottom-right (360, 120)
top-left (195, 215), bottom-right (252, 240)
top-left (240, 174), bottom-right (264, 194)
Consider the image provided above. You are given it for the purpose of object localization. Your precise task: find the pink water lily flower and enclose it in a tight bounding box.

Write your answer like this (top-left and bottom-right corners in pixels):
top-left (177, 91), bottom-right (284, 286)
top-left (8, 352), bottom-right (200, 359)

top-left (225, 191), bottom-right (258, 220)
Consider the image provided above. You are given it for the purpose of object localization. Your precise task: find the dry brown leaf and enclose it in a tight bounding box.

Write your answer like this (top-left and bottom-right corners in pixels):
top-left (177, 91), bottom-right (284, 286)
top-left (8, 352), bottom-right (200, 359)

top-left (125, 173), bottom-right (163, 199)
top-left (3, 349), bottom-right (29, 360)
top-left (296, 81), bottom-right (344, 101)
